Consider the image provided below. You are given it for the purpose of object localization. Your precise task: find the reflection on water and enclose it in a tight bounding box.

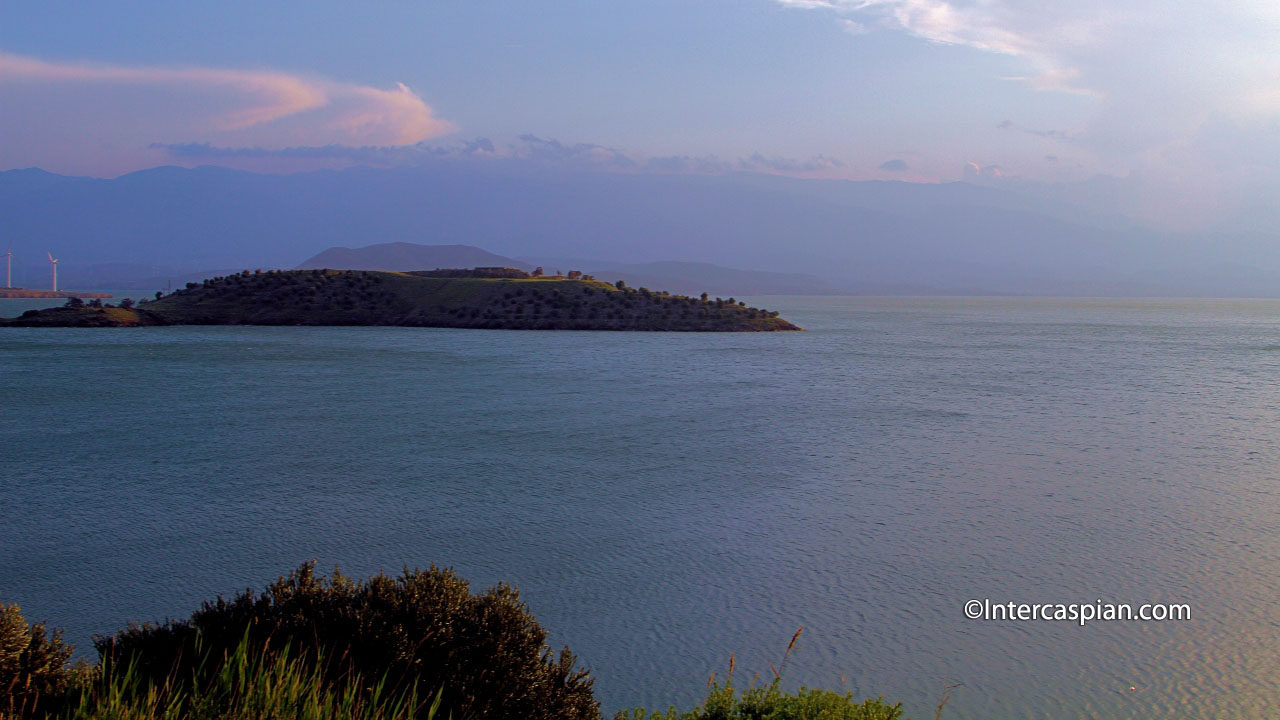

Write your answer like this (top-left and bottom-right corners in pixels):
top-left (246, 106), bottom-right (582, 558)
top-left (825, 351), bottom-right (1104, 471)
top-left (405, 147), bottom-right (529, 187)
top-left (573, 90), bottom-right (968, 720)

top-left (2, 297), bottom-right (1279, 718)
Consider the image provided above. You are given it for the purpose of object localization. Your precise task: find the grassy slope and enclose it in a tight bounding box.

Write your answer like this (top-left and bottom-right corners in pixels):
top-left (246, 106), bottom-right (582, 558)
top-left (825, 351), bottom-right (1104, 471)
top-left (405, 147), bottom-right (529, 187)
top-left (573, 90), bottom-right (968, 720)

top-left (2, 270), bottom-right (801, 331)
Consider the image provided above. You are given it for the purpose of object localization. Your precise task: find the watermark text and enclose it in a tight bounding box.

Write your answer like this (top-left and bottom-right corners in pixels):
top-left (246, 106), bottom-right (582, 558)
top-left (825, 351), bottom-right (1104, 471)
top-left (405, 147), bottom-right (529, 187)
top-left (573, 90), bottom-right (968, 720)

top-left (963, 599), bottom-right (1190, 626)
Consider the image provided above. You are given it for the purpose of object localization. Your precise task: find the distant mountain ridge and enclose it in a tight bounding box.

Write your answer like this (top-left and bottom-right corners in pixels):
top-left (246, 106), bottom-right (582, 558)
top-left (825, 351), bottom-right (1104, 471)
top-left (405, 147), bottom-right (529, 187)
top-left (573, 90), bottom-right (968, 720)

top-left (4, 163), bottom-right (1278, 296)
top-left (298, 243), bottom-right (533, 272)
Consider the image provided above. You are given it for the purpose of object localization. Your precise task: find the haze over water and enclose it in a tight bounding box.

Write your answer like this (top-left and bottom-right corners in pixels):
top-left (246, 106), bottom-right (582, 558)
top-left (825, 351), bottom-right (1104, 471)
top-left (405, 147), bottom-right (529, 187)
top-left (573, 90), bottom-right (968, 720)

top-left (3, 296), bottom-right (1279, 718)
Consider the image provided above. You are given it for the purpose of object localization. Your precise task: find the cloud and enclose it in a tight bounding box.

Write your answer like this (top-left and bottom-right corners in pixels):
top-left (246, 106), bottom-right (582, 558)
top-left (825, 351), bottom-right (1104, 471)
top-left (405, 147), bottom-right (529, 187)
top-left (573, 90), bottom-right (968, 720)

top-left (737, 152), bottom-right (844, 173)
top-left (513, 135), bottom-right (638, 168)
top-left (774, 0), bottom-right (1116, 96)
top-left (774, 1), bottom-right (1279, 109)
top-left (504, 142), bottom-right (845, 176)
top-left (0, 52), bottom-right (452, 175)
top-left (151, 138), bottom-right (496, 164)
top-left (963, 161), bottom-right (1003, 180)
top-left (643, 155), bottom-right (734, 174)
top-left (997, 119), bottom-right (1073, 140)
top-left (0, 53), bottom-right (330, 129)
top-left (878, 158), bottom-right (909, 171)
top-left (841, 19), bottom-right (871, 35)
top-left (777, 0), bottom-right (1280, 227)
top-left (777, 0), bottom-right (1042, 55)
top-left (146, 135), bottom-right (849, 178)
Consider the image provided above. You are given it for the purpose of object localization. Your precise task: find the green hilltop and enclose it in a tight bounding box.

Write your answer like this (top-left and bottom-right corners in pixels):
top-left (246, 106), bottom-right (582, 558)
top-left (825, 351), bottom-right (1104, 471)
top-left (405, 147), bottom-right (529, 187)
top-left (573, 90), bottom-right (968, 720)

top-left (2, 268), bottom-right (801, 331)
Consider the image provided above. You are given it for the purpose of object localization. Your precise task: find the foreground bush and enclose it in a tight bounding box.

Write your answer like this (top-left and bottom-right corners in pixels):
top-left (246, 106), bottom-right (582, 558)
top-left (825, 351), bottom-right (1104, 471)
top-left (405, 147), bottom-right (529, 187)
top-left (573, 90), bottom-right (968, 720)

top-left (65, 632), bottom-right (432, 720)
top-left (5, 566), bottom-right (911, 720)
top-left (1, 603), bottom-right (77, 719)
top-left (617, 682), bottom-right (906, 720)
top-left (94, 562), bottom-right (599, 720)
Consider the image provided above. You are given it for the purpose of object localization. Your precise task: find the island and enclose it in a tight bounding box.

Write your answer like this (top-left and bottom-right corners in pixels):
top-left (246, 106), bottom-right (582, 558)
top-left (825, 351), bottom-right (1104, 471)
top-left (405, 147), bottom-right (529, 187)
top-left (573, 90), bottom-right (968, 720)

top-left (1, 268), bottom-right (801, 331)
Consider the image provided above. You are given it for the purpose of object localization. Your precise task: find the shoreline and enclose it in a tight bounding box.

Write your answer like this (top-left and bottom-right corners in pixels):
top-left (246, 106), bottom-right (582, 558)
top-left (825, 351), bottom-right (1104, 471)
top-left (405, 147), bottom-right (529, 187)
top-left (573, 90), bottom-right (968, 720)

top-left (0, 289), bottom-right (113, 299)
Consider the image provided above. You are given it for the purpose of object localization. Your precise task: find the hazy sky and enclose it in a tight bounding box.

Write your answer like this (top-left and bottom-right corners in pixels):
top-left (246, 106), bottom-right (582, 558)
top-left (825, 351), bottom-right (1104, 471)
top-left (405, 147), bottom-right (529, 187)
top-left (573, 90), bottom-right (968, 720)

top-left (2, 1), bottom-right (1277, 228)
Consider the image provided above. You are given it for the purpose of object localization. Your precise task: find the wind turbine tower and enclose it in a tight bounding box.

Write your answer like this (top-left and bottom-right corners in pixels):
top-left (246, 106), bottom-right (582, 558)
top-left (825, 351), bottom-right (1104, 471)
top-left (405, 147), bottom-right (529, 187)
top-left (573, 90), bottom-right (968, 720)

top-left (3, 250), bottom-right (11, 289)
top-left (48, 252), bottom-right (58, 293)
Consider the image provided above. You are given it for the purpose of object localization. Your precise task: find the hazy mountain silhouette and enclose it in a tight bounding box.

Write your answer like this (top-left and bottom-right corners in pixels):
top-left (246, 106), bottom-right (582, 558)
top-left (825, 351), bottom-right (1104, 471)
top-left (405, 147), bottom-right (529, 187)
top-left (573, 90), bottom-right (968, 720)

top-left (3, 163), bottom-right (1276, 296)
top-left (298, 242), bottom-right (532, 272)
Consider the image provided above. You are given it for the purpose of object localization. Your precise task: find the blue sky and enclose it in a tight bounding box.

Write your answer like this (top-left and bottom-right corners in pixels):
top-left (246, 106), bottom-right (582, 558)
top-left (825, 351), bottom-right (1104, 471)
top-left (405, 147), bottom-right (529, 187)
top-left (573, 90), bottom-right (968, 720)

top-left (2, 0), bottom-right (1277, 228)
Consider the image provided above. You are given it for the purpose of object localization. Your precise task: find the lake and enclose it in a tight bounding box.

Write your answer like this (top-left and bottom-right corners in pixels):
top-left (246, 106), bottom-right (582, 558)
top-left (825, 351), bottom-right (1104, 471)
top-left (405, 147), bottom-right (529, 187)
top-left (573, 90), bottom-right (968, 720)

top-left (2, 296), bottom-right (1278, 718)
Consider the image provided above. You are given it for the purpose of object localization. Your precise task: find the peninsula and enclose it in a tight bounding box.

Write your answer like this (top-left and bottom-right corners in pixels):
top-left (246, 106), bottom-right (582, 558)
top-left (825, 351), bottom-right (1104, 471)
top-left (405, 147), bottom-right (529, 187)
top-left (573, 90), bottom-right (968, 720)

top-left (1, 268), bottom-right (801, 331)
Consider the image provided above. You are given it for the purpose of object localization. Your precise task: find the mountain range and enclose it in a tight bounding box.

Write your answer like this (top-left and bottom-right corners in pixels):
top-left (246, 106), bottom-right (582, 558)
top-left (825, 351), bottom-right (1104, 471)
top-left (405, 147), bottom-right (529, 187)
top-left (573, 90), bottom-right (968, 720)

top-left (2, 163), bottom-right (1277, 296)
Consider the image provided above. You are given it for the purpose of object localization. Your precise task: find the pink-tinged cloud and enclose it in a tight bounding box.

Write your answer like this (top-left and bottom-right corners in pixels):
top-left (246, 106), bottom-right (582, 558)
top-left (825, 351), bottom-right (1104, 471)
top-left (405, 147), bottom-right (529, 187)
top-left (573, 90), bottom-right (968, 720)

top-left (0, 52), bottom-right (453, 175)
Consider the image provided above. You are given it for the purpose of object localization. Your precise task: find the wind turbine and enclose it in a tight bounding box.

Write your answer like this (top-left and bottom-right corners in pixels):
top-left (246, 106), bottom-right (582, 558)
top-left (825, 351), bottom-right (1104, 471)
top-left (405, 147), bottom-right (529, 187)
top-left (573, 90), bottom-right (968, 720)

top-left (3, 249), bottom-right (11, 289)
top-left (48, 252), bottom-right (58, 293)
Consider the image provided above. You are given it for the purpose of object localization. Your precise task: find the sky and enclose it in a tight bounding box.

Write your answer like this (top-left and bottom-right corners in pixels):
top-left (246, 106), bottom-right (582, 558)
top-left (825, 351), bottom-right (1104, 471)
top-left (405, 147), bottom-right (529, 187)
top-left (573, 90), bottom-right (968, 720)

top-left (2, 0), bottom-right (1278, 230)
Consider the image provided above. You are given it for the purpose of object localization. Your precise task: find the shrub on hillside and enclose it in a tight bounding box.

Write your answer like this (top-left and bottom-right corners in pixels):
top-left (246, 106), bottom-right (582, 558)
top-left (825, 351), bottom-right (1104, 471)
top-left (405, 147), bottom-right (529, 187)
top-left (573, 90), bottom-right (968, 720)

top-left (95, 562), bottom-right (599, 720)
top-left (70, 632), bottom-right (431, 720)
top-left (1, 603), bottom-right (78, 719)
top-left (617, 682), bottom-right (905, 720)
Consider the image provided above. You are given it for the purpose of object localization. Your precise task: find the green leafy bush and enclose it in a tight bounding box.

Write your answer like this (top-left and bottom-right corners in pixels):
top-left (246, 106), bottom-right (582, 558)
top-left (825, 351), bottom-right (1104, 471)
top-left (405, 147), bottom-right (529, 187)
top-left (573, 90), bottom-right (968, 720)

top-left (617, 682), bottom-right (905, 720)
top-left (95, 562), bottom-right (599, 720)
top-left (1, 603), bottom-right (77, 719)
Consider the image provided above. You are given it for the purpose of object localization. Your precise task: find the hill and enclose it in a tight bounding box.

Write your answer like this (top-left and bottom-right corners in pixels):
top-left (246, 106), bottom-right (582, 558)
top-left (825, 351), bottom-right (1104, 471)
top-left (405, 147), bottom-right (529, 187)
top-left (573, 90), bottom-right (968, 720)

top-left (1, 269), bottom-right (800, 331)
top-left (298, 242), bottom-right (532, 272)
top-left (299, 243), bottom-right (847, 296)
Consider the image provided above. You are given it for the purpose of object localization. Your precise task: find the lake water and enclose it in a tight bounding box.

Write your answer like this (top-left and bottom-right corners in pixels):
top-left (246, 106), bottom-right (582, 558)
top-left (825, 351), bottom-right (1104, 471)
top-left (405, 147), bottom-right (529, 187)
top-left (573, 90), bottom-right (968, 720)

top-left (2, 297), bottom-right (1278, 718)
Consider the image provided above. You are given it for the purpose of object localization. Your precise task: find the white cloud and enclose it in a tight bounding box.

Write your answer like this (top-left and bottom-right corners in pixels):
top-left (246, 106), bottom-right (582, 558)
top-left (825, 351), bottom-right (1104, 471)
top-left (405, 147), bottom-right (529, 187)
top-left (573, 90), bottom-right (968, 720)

top-left (776, 0), bottom-right (1037, 54)
top-left (777, 0), bottom-right (1280, 228)
top-left (0, 52), bottom-right (453, 174)
top-left (840, 19), bottom-right (870, 35)
top-left (776, 0), bottom-right (1280, 109)
top-left (776, 0), bottom-right (1097, 92)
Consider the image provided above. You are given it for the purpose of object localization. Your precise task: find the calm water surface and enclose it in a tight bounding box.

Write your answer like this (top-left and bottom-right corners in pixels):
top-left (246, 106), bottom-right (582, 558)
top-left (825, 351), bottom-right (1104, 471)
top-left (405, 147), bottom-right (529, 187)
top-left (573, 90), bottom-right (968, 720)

top-left (3, 297), bottom-right (1279, 718)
